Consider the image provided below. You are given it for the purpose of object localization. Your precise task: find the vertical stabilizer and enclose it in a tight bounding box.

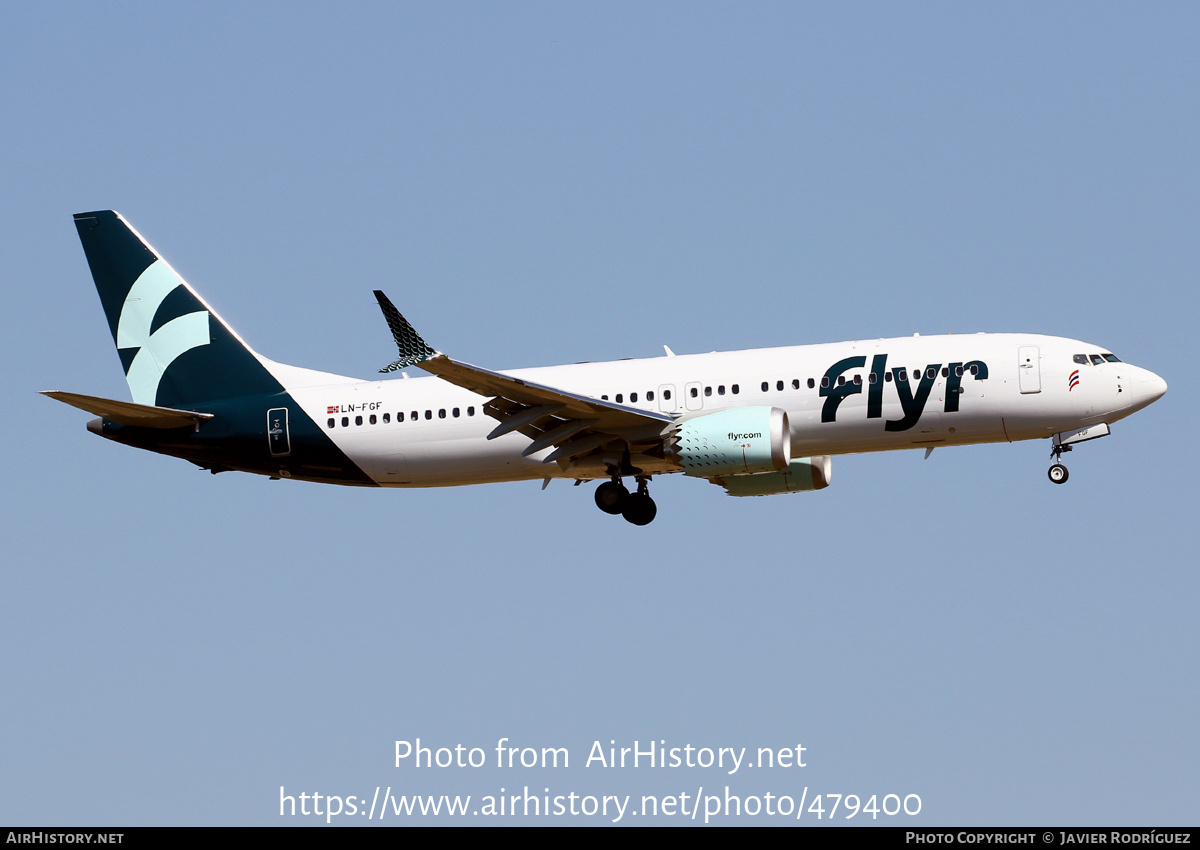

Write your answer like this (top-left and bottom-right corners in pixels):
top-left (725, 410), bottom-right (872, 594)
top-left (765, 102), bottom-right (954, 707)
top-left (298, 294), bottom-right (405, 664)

top-left (73, 211), bottom-right (284, 407)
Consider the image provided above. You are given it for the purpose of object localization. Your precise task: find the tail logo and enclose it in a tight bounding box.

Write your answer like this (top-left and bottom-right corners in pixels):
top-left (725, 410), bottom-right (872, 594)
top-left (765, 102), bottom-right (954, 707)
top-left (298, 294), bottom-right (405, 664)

top-left (116, 261), bottom-right (211, 405)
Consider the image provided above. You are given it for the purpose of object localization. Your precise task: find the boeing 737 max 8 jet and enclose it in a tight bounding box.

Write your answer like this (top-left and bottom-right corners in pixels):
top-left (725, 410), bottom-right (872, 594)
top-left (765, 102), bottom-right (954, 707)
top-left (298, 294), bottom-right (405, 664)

top-left (45, 211), bottom-right (1167, 525)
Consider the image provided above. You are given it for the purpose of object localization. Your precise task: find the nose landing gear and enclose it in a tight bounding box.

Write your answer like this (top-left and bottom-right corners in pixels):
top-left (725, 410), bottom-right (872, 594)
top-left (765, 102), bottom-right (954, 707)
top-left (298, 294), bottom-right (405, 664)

top-left (1044, 424), bottom-right (1110, 484)
top-left (594, 474), bottom-right (657, 524)
top-left (1048, 443), bottom-right (1071, 484)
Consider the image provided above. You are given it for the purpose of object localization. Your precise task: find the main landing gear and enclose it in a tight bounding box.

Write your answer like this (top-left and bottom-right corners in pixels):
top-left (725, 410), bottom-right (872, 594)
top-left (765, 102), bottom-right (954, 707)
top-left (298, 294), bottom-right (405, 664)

top-left (1048, 442), bottom-right (1071, 484)
top-left (594, 475), bottom-right (657, 525)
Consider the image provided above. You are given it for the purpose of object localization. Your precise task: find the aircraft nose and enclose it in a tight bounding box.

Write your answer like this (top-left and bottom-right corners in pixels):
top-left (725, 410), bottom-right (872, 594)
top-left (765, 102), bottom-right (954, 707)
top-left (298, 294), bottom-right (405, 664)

top-left (1133, 369), bottom-right (1167, 405)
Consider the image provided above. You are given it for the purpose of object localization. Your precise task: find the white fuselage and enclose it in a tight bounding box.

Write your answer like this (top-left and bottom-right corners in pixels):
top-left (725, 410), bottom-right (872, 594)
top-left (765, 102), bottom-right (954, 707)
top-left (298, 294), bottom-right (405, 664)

top-left (284, 333), bottom-right (1165, 487)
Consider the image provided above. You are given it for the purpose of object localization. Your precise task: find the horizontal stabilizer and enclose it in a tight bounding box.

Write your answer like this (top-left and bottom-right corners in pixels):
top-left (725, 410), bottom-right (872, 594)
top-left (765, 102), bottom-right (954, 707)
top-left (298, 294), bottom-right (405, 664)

top-left (41, 391), bottom-right (214, 428)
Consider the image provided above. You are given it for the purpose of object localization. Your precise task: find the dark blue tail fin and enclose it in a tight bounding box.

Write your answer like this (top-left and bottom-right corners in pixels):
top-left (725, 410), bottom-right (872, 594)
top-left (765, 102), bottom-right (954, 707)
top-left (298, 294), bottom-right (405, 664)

top-left (74, 211), bottom-right (284, 407)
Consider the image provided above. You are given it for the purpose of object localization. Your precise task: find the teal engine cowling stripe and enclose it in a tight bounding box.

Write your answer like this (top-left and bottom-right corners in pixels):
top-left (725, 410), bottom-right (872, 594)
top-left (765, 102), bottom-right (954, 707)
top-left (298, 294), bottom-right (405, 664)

top-left (669, 407), bottom-right (791, 476)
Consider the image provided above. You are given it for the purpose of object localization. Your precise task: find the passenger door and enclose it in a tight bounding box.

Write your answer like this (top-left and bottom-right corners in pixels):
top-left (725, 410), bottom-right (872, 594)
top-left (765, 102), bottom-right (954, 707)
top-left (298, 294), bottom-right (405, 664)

top-left (1018, 346), bottom-right (1041, 394)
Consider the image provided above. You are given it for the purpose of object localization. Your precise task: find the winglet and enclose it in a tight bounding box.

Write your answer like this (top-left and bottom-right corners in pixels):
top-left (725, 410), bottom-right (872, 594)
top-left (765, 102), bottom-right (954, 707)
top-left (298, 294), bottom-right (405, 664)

top-left (374, 290), bottom-right (438, 373)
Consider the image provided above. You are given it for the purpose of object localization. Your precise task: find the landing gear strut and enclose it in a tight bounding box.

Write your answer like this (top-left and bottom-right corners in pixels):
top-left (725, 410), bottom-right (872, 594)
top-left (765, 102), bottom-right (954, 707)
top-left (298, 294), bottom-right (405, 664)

top-left (1048, 443), bottom-right (1071, 484)
top-left (594, 474), bottom-right (657, 525)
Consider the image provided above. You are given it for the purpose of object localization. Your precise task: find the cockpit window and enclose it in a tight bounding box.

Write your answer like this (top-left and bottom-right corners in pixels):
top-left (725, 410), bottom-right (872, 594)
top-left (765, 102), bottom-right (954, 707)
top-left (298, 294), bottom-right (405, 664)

top-left (1073, 354), bottom-right (1088, 365)
top-left (1090, 354), bottom-right (1104, 365)
top-left (1103, 353), bottom-right (1121, 363)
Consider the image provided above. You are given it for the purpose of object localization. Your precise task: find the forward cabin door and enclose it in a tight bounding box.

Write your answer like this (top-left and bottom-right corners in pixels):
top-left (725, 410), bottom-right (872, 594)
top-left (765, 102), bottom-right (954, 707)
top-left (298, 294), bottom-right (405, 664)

top-left (1018, 346), bottom-right (1041, 394)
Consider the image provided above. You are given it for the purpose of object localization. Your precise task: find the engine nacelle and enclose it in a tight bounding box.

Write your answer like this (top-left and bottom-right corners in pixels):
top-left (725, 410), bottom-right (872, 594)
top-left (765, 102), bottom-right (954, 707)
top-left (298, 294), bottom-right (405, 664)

top-left (668, 407), bottom-right (791, 477)
top-left (711, 455), bottom-right (833, 497)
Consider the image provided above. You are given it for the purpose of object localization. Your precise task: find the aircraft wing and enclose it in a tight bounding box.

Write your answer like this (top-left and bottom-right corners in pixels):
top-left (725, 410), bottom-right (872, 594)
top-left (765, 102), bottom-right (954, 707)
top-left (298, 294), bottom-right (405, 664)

top-left (421, 354), bottom-right (673, 463)
top-left (374, 291), bottom-right (673, 465)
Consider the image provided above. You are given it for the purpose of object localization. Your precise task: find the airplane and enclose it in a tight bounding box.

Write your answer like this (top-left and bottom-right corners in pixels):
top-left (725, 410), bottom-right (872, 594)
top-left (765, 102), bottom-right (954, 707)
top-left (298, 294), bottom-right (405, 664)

top-left (45, 210), bottom-right (1167, 526)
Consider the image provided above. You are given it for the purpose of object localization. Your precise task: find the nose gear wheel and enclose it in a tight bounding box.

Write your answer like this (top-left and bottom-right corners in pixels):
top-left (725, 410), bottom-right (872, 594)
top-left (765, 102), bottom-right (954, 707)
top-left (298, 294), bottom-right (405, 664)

top-left (1047, 442), bottom-right (1072, 485)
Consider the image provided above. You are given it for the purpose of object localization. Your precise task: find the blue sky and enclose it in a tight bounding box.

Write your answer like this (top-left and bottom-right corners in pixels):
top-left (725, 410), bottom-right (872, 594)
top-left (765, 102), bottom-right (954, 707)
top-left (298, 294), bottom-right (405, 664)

top-left (2, 2), bottom-right (1196, 825)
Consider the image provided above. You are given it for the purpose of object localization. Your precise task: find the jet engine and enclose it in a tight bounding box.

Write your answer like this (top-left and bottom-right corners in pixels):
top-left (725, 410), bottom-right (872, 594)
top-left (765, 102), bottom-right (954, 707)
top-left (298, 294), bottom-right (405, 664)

top-left (667, 407), bottom-right (791, 476)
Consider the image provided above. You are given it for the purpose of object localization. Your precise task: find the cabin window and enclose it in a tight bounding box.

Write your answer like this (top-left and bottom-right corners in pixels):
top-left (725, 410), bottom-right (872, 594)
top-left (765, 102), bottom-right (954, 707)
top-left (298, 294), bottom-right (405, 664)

top-left (601, 395), bottom-right (609, 400)
top-left (792, 379), bottom-right (800, 390)
top-left (821, 376), bottom-right (830, 388)
top-left (369, 414), bottom-right (377, 425)
top-left (438, 409), bottom-right (446, 419)
top-left (690, 387), bottom-right (698, 398)
top-left (761, 381), bottom-right (768, 392)
top-left (411, 410), bottom-right (418, 421)
top-left (704, 386), bottom-right (712, 397)
top-left (355, 415), bottom-right (363, 426)
top-left (885, 372), bottom-right (893, 382)
top-left (954, 366), bottom-right (963, 378)
top-left (453, 408), bottom-right (460, 418)
top-left (397, 412), bottom-right (405, 422)
top-left (342, 417), bottom-right (349, 427)
top-left (663, 389), bottom-right (672, 400)
top-left (630, 392), bottom-right (638, 403)
top-left (868, 373), bottom-right (877, 384)
top-left (731, 384), bottom-right (740, 395)
top-left (776, 380), bottom-right (784, 391)
top-left (647, 390), bottom-right (655, 401)
top-left (940, 367), bottom-right (948, 378)
top-left (808, 378), bottom-right (815, 389)
top-left (327, 418), bottom-right (335, 429)
top-left (897, 370), bottom-right (908, 381)
top-left (425, 410), bottom-right (432, 420)
top-left (853, 374), bottom-right (861, 385)
top-left (837, 376), bottom-right (845, 386)
top-left (383, 413), bottom-right (391, 423)
top-left (468, 406), bottom-right (475, 416)
top-left (717, 385), bottom-right (725, 395)
top-left (969, 365), bottom-right (979, 376)
top-left (615, 393), bottom-right (623, 403)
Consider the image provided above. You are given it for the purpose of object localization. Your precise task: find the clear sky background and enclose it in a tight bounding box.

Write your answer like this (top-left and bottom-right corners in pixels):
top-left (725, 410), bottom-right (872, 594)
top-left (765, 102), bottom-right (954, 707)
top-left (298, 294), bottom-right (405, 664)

top-left (2, 2), bottom-right (1196, 826)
